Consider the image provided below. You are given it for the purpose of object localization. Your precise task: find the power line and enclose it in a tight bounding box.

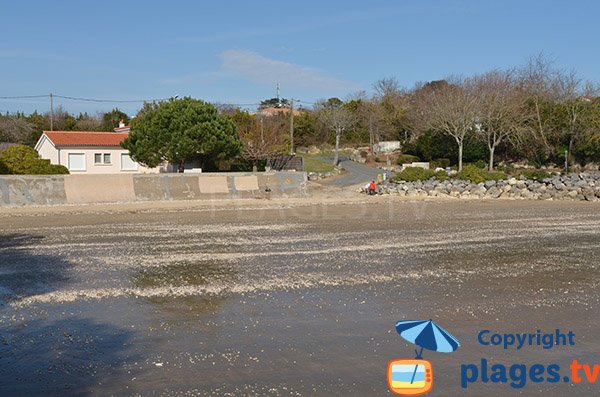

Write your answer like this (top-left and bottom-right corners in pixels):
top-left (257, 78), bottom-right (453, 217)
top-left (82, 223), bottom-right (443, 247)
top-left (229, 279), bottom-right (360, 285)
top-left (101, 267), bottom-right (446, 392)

top-left (0, 95), bottom-right (49, 99)
top-left (0, 94), bottom-right (174, 103)
top-left (0, 94), bottom-right (318, 110)
top-left (54, 94), bottom-right (173, 103)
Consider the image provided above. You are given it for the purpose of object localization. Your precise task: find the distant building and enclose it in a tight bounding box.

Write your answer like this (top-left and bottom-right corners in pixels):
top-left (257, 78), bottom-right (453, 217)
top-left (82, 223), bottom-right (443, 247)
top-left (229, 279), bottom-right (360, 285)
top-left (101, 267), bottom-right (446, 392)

top-left (373, 141), bottom-right (401, 154)
top-left (113, 120), bottom-right (131, 133)
top-left (35, 130), bottom-right (160, 174)
top-left (256, 107), bottom-right (301, 117)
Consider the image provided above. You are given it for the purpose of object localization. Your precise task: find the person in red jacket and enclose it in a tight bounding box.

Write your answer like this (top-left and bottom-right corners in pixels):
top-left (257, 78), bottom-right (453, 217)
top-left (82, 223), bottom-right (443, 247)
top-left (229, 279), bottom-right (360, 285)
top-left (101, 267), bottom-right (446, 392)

top-left (369, 180), bottom-right (377, 195)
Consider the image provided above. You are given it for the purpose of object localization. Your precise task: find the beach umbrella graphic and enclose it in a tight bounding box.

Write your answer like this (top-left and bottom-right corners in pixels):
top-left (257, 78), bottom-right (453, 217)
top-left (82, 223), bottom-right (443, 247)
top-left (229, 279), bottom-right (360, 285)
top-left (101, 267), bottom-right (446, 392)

top-left (395, 319), bottom-right (460, 384)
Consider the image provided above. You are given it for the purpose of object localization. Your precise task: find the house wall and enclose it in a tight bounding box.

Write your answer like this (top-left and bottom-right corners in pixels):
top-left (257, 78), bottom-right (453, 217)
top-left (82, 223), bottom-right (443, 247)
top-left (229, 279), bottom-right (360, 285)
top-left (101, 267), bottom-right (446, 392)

top-left (0, 172), bottom-right (308, 206)
top-left (57, 147), bottom-right (160, 174)
top-left (37, 146), bottom-right (158, 174)
top-left (36, 136), bottom-right (60, 164)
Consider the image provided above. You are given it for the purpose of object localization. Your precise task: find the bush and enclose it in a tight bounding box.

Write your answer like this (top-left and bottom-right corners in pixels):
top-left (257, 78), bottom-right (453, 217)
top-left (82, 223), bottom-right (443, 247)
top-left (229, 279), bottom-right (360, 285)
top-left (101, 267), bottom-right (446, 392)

top-left (410, 130), bottom-right (488, 164)
top-left (434, 170), bottom-right (449, 181)
top-left (0, 145), bottom-right (69, 175)
top-left (45, 164), bottom-right (69, 174)
top-left (391, 167), bottom-right (435, 182)
top-left (430, 158), bottom-right (450, 169)
top-left (519, 169), bottom-right (552, 181)
top-left (455, 164), bottom-right (506, 183)
top-left (0, 159), bottom-right (9, 174)
top-left (472, 160), bottom-right (487, 169)
top-left (396, 154), bottom-right (420, 165)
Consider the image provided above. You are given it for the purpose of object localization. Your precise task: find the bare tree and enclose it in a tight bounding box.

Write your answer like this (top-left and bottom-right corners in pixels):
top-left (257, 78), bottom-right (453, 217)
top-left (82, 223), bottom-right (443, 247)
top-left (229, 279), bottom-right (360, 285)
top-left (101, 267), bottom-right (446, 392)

top-left (473, 70), bottom-right (527, 171)
top-left (0, 116), bottom-right (36, 143)
top-left (517, 54), bottom-right (560, 158)
top-left (44, 106), bottom-right (73, 131)
top-left (372, 77), bottom-right (410, 141)
top-left (235, 113), bottom-right (287, 172)
top-left (373, 77), bottom-right (401, 98)
top-left (75, 113), bottom-right (102, 131)
top-left (553, 72), bottom-right (599, 165)
top-left (410, 77), bottom-right (478, 171)
top-left (315, 99), bottom-right (357, 165)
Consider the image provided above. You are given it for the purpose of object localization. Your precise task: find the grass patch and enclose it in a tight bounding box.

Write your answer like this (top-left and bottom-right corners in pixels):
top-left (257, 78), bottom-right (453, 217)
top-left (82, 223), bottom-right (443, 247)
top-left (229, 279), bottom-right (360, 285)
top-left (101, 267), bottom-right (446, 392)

top-left (301, 155), bottom-right (336, 173)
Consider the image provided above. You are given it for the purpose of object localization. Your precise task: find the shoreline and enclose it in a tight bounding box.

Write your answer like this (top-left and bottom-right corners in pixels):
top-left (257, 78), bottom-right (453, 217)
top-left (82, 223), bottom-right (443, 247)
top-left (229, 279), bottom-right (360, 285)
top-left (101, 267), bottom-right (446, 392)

top-left (1, 190), bottom-right (599, 219)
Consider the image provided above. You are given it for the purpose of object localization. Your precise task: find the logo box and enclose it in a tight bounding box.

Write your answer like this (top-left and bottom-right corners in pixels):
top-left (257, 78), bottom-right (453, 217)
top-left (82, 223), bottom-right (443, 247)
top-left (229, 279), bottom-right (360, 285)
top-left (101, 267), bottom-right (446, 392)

top-left (387, 359), bottom-right (433, 396)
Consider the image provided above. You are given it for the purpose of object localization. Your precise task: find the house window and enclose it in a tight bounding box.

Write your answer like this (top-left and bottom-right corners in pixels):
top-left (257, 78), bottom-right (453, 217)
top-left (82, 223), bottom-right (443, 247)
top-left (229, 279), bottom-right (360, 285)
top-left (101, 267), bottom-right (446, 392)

top-left (68, 153), bottom-right (86, 171)
top-left (121, 153), bottom-right (138, 171)
top-left (94, 153), bottom-right (112, 165)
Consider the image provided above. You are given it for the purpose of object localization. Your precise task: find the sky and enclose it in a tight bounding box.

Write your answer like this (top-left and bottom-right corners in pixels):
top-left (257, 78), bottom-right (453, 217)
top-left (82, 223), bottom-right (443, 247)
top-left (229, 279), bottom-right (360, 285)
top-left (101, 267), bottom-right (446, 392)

top-left (1, 0), bottom-right (599, 116)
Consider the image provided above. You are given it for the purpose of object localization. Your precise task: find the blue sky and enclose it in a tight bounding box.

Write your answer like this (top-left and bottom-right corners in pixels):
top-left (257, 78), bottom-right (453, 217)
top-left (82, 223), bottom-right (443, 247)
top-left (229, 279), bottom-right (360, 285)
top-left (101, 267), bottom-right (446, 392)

top-left (1, 0), bottom-right (598, 115)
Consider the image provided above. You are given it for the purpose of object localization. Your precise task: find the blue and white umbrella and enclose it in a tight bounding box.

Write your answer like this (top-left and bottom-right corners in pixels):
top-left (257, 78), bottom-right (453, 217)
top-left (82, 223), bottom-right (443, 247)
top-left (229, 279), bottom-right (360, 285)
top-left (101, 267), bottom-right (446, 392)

top-left (395, 319), bottom-right (460, 358)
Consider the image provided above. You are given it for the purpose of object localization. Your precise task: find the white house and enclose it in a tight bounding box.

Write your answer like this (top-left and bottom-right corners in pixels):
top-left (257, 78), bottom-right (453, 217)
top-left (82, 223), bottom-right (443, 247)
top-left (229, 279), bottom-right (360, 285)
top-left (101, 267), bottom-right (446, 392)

top-left (373, 141), bottom-right (401, 154)
top-left (35, 130), bottom-right (161, 174)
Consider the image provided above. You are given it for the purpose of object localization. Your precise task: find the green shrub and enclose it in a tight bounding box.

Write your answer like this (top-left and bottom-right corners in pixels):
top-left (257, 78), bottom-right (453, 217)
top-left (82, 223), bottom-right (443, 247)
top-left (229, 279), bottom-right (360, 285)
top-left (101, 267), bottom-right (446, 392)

top-left (0, 159), bottom-right (9, 174)
top-left (396, 154), bottom-right (420, 165)
top-left (0, 145), bottom-right (69, 175)
top-left (519, 169), bottom-right (552, 181)
top-left (45, 164), bottom-right (69, 174)
top-left (430, 158), bottom-right (450, 169)
top-left (434, 170), bottom-right (449, 181)
top-left (472, 160), bottom-right (487, 169)
top-left (391, 167), bottom-right (435, 182)
top-left (455, 164), bottom-right (506, 183)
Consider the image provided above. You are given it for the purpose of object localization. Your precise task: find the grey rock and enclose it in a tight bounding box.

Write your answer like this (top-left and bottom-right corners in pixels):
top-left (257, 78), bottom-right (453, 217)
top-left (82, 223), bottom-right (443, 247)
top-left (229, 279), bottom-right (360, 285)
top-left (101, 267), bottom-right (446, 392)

top-left (553, 181), bottom-right (566, 190)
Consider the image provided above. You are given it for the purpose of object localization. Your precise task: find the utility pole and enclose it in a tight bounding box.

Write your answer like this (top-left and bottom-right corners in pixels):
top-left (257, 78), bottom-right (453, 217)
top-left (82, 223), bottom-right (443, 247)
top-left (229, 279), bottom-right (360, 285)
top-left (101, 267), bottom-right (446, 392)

top-left (289, 98), bottom-right (294, 155)
top-left (50, 93), bottom-right (54, 131)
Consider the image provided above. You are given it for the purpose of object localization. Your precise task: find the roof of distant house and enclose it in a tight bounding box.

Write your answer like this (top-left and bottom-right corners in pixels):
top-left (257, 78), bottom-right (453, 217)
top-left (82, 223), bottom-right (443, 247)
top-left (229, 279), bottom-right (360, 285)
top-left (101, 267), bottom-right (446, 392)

top-left (257, 107), bottom-right (301, 116)
top-left (114, 125), bottom-right (131, 133)
top-left (41, 131), bottom-right (128, 147)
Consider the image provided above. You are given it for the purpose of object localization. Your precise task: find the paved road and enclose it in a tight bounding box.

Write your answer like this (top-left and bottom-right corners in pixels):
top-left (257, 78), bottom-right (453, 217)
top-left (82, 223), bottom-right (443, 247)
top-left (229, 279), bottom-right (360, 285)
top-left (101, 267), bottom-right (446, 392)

top-left (318, 157), bottom-right (385, 187)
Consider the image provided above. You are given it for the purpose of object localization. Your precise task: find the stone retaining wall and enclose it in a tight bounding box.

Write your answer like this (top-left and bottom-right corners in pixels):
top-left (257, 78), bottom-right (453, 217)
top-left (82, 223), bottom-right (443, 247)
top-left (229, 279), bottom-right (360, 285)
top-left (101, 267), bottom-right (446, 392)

top-left (0, 172), bottom-right (307, 206)
top-left (382, 172), bottom-right (600, 202)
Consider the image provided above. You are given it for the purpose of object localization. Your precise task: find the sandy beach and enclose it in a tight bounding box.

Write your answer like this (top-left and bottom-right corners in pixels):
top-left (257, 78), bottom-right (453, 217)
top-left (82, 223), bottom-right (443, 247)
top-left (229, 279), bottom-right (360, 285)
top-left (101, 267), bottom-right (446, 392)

top-left (1, 197), bottom-right (599, 396)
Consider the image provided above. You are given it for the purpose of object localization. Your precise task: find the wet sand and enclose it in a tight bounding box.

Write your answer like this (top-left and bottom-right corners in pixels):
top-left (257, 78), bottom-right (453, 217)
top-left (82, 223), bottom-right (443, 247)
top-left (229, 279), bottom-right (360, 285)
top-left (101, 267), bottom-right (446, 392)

top-left (1, 198), bottom-right (599, 396)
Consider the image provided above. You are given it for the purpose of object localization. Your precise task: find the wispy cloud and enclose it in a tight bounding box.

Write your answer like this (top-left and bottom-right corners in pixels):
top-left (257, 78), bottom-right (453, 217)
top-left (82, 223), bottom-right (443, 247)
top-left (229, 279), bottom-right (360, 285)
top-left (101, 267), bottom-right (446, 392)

top-left (219, 50), bottom-right (355, 91)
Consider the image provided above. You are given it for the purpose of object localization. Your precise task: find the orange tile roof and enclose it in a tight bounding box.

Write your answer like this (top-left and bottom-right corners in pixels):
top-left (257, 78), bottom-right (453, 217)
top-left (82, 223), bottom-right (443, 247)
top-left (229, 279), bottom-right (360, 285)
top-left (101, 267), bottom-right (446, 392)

top-left (43, 131), bottom-right (128, 147)
top-left (258, 107), bottom-right (301, 116)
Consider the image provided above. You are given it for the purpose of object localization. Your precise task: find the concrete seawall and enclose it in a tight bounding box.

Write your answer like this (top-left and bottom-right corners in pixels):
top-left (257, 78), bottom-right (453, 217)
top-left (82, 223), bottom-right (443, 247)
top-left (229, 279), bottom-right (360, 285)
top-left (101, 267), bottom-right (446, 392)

top-left (0, 172), bottom-right (307, 206)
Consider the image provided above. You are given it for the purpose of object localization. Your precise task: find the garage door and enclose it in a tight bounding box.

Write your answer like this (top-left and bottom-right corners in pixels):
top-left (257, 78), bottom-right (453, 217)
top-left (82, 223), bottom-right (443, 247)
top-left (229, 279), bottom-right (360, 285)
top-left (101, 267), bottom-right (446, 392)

top-left (121, 153), bottom-right (138, 171)
top-left (68, 153), bottom-right (86, 171)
